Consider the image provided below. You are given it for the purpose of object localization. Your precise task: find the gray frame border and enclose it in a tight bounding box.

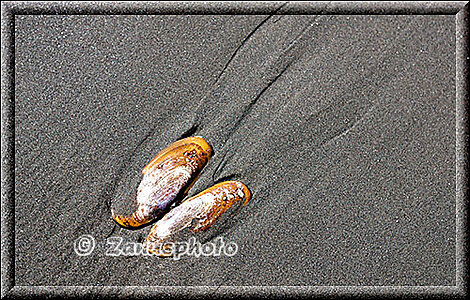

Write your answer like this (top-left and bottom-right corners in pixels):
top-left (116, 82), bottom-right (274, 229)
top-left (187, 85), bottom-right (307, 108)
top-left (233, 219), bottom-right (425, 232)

top-left (1, 1), bottom-right (468, 298)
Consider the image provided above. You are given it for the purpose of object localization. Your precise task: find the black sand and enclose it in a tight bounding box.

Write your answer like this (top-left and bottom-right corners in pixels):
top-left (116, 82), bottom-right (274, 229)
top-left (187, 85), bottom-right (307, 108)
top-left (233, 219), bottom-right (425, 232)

top-left (14, 14), bottom-right (456, 286)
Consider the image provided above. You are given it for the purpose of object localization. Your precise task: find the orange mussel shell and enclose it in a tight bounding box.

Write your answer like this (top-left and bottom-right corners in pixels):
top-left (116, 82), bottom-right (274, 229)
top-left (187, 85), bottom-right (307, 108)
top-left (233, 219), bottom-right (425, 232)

top-left (144, 180), bottom-right (251, 256)
top-left (112, 137), bottom-right (212, 229)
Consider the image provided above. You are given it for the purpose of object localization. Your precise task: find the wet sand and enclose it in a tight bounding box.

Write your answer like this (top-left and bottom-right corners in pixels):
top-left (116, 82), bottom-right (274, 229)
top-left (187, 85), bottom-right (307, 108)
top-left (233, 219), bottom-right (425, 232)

top-left (14, 14), bottom-right (456, 287)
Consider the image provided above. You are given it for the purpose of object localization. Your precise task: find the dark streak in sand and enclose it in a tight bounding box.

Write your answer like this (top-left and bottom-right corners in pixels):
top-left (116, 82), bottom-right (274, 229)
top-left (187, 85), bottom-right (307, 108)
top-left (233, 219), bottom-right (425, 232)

top-left (13, 14), bottom-right (457, 287)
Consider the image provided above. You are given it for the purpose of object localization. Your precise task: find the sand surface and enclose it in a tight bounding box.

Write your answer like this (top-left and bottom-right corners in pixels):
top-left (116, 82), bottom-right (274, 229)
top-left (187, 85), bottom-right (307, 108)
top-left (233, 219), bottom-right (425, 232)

top-left (14, 14), bottom-right (455, 286)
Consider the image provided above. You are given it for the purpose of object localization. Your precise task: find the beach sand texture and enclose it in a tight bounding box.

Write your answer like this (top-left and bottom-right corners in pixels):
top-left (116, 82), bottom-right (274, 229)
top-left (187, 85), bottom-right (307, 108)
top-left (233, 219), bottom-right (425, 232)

top-left (14, 14), bottom-right (455, 286)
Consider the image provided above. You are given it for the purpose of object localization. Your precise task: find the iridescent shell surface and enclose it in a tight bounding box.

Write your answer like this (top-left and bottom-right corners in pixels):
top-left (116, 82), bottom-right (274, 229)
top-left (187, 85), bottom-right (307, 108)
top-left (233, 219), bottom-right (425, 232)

top-left (112, 137), bottom-right (212, 228)
top-left (144, 180), bottom-right (251, 256)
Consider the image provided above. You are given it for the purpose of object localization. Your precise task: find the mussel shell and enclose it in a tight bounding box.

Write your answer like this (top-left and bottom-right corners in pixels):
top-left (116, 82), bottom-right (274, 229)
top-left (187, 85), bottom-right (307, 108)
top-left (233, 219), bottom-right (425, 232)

top-left (111, 137), bottom-right (212, 229)
top-left (144, 180), bottom-right (251, 256)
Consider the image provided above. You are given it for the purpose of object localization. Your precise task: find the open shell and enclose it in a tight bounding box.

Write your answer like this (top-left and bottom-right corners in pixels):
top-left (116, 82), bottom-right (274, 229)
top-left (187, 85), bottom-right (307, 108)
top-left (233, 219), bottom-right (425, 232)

top-left (112, 137), bottom-right (212, 229)
top-left (144, 180), bottom-right (251, 256)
